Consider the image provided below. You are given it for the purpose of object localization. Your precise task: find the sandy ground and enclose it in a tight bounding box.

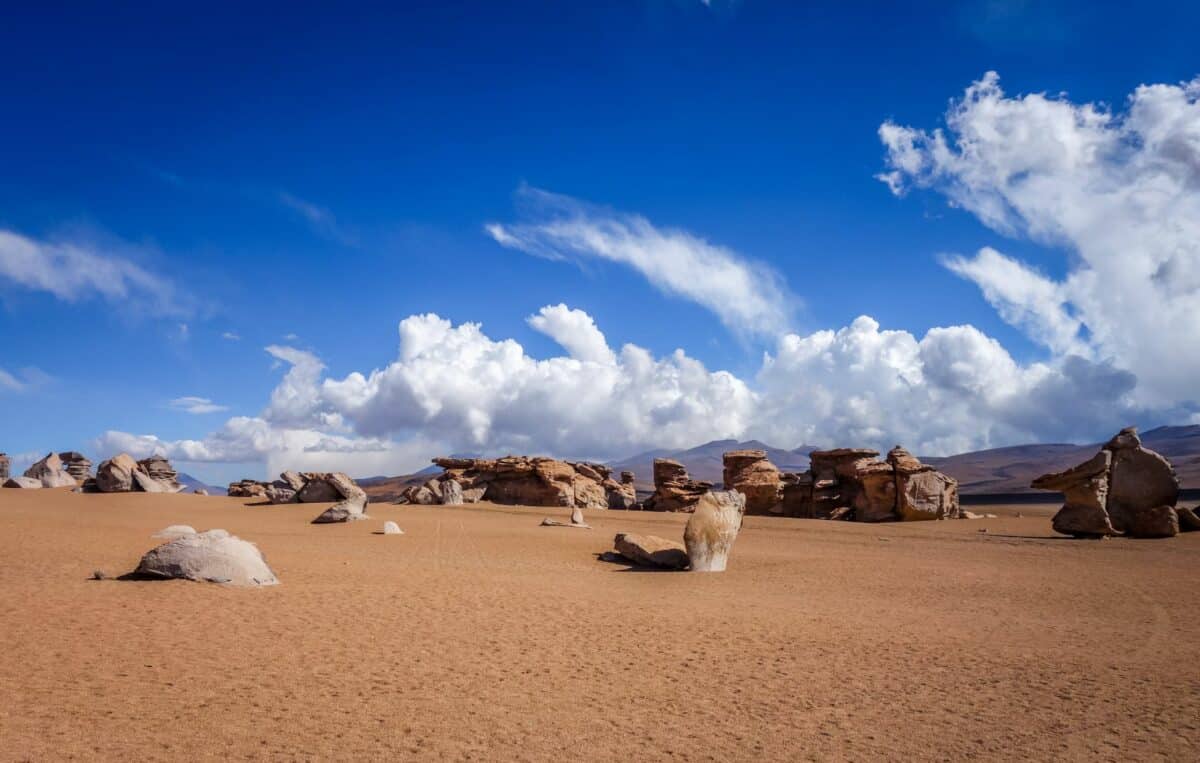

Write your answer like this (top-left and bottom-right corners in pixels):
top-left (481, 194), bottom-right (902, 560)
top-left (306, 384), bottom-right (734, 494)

top-left (1, 490), bottom-right (1198, 762)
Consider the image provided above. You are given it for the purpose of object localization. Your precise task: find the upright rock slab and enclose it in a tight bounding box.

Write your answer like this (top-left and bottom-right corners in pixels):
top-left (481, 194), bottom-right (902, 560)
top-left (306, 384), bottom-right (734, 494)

top-left (683, 490), bottom-right (746, 572)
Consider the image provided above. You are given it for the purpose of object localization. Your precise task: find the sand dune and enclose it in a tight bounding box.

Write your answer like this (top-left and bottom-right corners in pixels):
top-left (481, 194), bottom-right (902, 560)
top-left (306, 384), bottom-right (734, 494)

top-left (2, 489), bottom-right (1198, 760)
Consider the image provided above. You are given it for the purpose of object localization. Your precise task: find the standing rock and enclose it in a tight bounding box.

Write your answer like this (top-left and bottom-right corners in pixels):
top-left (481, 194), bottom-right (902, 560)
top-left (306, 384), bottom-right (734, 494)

top-left (95, 453), bottom-right (139, 493)
top-left (133, 529), bottom-right (279, 586)
top-left (853, 461), bottom-right (899, 522)
top-left (57, 452), bottom-right (92, 485)
top-left (683, 490), bottom-right (746, 572)
top-left (611, 533), bottom-right (689, 570)
top-left (895, 469), bottom-right (959, 521)
top-left (1104, 428), bottom-right (1180, 536)
top-left (722, 450), bottom-right (782, 515)
top-left (643, 458), bottom-right (712, 512)
top-left (24, 453), bottom-right (78, 488)
top-left (0, 453), bottom-right (9, 482)
top-left (440, 479), bottom-right (464, 506)
top-left (1032, 451), bottom-right (1115, 538)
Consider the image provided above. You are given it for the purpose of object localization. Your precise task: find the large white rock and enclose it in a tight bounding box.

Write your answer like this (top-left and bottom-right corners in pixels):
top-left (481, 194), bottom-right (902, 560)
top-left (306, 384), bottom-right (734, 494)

top-left (3, 476), bottom-right (43, 489)
top-left (440, 479), bottom-right (464, 506)
top-left (132, 470), bottom-right (170, 493)
top-left (683, 490), bottom-right (746, 572)
top-left (133, 529), bottom-right (278, 586)
top-left (312, 494), bottom-right (369, 524)
top-left (382, 521), bottom-right (404, 535)
top-left (153, 525), bottom-right (198, 539)
top-left (24, 453), bottom-right (77, 488)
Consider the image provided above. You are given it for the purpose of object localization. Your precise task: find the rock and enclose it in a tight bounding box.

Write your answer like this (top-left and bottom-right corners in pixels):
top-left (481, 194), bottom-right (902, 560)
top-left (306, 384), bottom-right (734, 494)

top-left (604, 477), bottom-right (637, 509)
top-left (885, 446), bottom-right (924, 473)
top-left (193, 488), bottom-right (209, 496)
top-left (3, 476), bottom-right (43, 489)
top-left (852, 461), bottom-right (898, 522)
top-left (137, 455), bottom-right (184, 492)
top-left (24, 453), bottom-right (77, 488)
top-left (440, 479), bottom-right (464, 506)
top-left (1104, 429), bottom-right (1180, 536)
top-left (133, 529), bottom-right (279, 586)
top-left (1033, 451), bottom-right (1115, 538)
top-left (280, 470), bottom-right (306, 491)
top-left (0, 453), bottom-right (9, 482)
top-left (1177, 506), bottom-right (1200, 532)
top-left (382, 521), bottom-right (403, 535)
top-left (57, 451), bottom-right (92, 484)
top-left (612, 533), bottom-right (689, 570)
top-left (96, 453), bottom-right (139, 493)
top-left (570, 506), bottom-right (586, 525)
top-left (152, 525), bottom-right (197, 539)
top-left (1123, 505), bottom-right (1180, 539)
top-left (895, 469), bottom-right (959, 521)
top-left (427, 455), bottom-right (620, 508)
top-left (227, 479), bottom-right (269, 499)
top-left (132, 470), bottom-right (171, 493)
top-left (684, 490), bottom-right (746, 572)
top-left (266, 483), bottom-right (297, 504)
top-left (722, 450), bottom-right (782, 515)
top-left (405, 486), bottom-right (437, 505)
top-left (312, 494), bottom-right (369, 524)
top-left (295, 474), bottom-right (343, 503)
top-left (643, 458), bottom-right (712, 513)
top-left (780, 473), bottom-right (815, 517)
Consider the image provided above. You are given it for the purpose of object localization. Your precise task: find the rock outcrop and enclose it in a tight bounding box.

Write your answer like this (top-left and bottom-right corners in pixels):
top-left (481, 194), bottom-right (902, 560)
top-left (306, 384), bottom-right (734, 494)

top-left (642, 458), bottom-right (711, 512)
top-left (404, 456), bottom-right (633, 509)
top-left (229, 472), bottom-right (367, 506)
top-left (23, 453), bottom-right (78, 488)
top-left (96, 453), bottom-right (139, 492)
top-left (0, 453), bottom-right (9, 482)
top-left (683, 490), bottom-right (746, 572)
top-left (91, 453), bottom-right (185, 493)
top-left (137, 455), bottom-right (183, 492)
top-left (132, 528), bottom-right (279, 586)
top-left (1033, 427), bottom-right (1181, 538)
top-left (311, 494), bottom-right (369, 524)
top-left (57, 452), bottom-right (92, 485)
top-left (771, 446), bottom-right (958, 522)
top-left (3, 476), bottom-right (42, 489)
top-left (722, 450), bottom-right (781, 515)
top-left (610, 533), bottom-right (690, 570)
top-left (228, 479), bottom-right (269, 499)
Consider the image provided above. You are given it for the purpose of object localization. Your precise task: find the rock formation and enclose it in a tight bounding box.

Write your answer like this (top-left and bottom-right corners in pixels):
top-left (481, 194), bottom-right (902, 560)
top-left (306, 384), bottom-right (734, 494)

top-left (57, 452), bottom-right (92, 485)
top-left (311, 493), bottom-right (369, 523)
top-left (0, 453), bottom-right (9, 482)
top-left (771, 446), bottom-right (958, 522)
top-left (3, 476), bottom-right (42, 489)
top-left (229, 472), bottom-right (367, 506)
top-left (405, 456), bottom-right (633, 509)
top-left (96, 453), bottom-right (139, 492)
top-left (22, 453), bottom-right (78, 488)
top-left (132, 528), bottom-right (279, 586)
top-left (642, 458), bottom-right (711, 512)
top-left (722, 450), bottom-right (781, 514)
top-left (1033, 427), bottom-right (1182, 538)
top-left (90, 453), bottom-right (185, 493)
top-left (136, 455), bottom-right (183, 492)
top-left (382, 521), bottom-right (403, 535)
top-left (684, 490), bottom-right (746, 572)
top-left (228, 479), bottom-right (269, 499)
top-left (610, 533), bottom-right (690, 570)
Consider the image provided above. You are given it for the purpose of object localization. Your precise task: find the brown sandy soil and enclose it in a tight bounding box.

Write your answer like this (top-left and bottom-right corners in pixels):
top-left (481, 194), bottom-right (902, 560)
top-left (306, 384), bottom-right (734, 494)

top-left (1, 490), bottom-right (1198, 761)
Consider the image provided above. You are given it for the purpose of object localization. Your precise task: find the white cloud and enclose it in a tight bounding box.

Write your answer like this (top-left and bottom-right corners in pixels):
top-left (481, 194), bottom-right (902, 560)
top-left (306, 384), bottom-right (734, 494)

top-left (487, 187), bottom-right (795, 338)
top-left (0, 368), bottom-right (23, 392)
top-left (526, 303), bottom-right (616, 365)
top-left (168, 396), bottom-right (229, 415)
top-left (880, 71), bottom-right (1200, 408)
top-left (0, 366), bottom-right (53, 393)
top-left (222, 331), bottom-right (241, 341)
top-left (0, 229), bottom-right (187, 316)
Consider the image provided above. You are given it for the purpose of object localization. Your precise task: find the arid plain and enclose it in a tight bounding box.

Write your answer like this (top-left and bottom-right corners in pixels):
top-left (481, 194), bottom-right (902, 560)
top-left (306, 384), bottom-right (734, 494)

top-left (1, 489), bottom-right (1198, 761)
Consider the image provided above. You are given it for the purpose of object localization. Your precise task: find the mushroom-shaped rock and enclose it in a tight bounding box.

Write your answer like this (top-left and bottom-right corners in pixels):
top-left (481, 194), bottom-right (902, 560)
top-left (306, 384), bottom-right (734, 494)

top-left (25, 453), bottom-right (78, 488)
top-left (1033, 451), bottom-right (1115, 538)
top-left (722, 450), bottom-right (782, 515)
top-left (612, 533), bottom-right (689, 570)
top-left (3, 476), bottom-right (43, 489)
top-left (382, 521), bottom-right (404, 535)
top-left (133, 529), bottom-right (278, 586)
top-left (683, 490), bottom-right (746, 572)
top-left (312, 494), bottom-right (369, 524)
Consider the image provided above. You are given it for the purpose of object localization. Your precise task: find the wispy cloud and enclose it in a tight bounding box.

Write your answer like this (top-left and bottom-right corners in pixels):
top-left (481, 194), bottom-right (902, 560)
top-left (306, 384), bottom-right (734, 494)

top-left (486, 186), bottom-right (795, 338)
top-left (277, 191), bottom-right (356, 244)
top-left (168, 396), bottom-right (229, 415)
top-left (222, 331), bottom-right (241, 341)
top-left (0, 366), bottom-right (54, 393)
top-left (0, 228), bottom-right (190, 317)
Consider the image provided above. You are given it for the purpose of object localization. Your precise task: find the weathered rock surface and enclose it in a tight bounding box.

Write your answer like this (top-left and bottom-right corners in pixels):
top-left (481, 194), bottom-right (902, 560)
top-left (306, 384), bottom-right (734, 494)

top-left (611, 533), bottom-right (689, 570)
top-left (3, 476), bottom-right (43, 489)
top-left (1033, 427), bottom-right (1182, 539)
top-left (132, 470), bottom-right (171, 493)
top-left (152, 525), bottom-right (197, 539)
top-left (643, 458), bottom-right (711, 512)
top-left (133, 529), bottom-right (278, 586)
top-left (312, 494), bottom-right (369, 524)
top-left (684, 490), bottom-right (746, 572)
top-left (1178, 506), bottom-right (1200, 532)
top-left (24, 453), bottom-right (78, 488)
top-left (722, 450), bottom-right (782, 515)
top-left (228, 479), bottom-right (269, 499)
top-left (0, 453), bottom-right (9, 482)
top-left (382, 521), bottom-right (403, 535)
top-left (96, 453), bottom-right (140, 493)
top-left (57, 452), bottom-right (92, 484)
top-left (414, 456), bottom-right (630, 509)
top-left (440, 479), bottom-right (464, 506)
top-left (137, 455), bottom-right (184, 492)
top-left (266, 482), bottom-right (298, 504)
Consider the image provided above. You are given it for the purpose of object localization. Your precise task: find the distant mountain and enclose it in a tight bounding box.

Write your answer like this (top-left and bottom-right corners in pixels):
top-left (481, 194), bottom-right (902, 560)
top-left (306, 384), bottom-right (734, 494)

top-left (177, 472), bottom-right (226, 496)
top-left (926, 425), bottom-right (1200, 494)
top-left (607, 439), bottom-right (818, 490)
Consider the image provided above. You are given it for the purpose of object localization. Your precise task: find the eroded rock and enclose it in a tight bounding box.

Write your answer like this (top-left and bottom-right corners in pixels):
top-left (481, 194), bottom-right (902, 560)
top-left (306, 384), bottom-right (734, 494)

top-left (611, 533), bottom-right (689, 570)
top-left (133, 529), bottom-right (278, 586)
top-left (683, 490), bottom-right (746, 572)
top-left (722, 450), bottom-right (782, 515)
top-left (643, 458), bottom-right (711, 513)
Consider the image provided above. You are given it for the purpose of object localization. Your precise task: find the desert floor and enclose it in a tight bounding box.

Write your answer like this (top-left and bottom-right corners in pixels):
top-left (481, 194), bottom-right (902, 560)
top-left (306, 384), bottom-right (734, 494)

top-left (1, 490), bottom-right (1198, 761)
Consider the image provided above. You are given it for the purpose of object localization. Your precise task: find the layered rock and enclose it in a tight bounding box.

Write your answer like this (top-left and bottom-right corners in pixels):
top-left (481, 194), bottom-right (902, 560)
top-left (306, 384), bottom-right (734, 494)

top-left (57, 452), bottom-right (92, 485)
top-left (642, 458), bottom-right (711, 512)
top-left (133, 528), bottom-right (279, 586)
top-left (1033, 427), bottom-right (1181, 538)
top-left (229, 472), bottom-right (367, 506)
top-left (0, 453), bottom-right (9, 482)
top-left (137, 455), bottom-right (184, 492)
top-left (683, 490), bottom-right (746, 572)
top-left (92, 453), bottom-right (184, 493)
top-left (773, 446), bottom-right (959, 522)
top-left (722, 450), bottom-right (782, 515)
top-left (23, 453), bottom-right (78, 488)
top-left (228, 479), bottom-right (270, 499)
top-left (405, 456), bottom-right (632, 509)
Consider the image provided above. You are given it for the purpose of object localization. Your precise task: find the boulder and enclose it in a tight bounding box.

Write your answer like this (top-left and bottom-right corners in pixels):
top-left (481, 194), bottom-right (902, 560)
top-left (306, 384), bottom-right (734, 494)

top-left (0, 453), bottom-right (9, 482)
top-left (227, 480), bottom-right (269, 499)
top-left (1177, 506), bottom-right (1200, 532)
top-left (440, 479), bottom-right (464, 506)
top-left (895, 469), bottom-right (959, 521)
top-left (612, 533), bottom-right (689, 570)
top-left (133, 529), bottom-right (278, 586)
top-left (96, 453), bottom-right (139, 493)
top-left (643, 458), bottom-right (712, 512)
top-left (852, 461), bottom-right (898, 522)
top-left (722, 450), bottom-right (782, 515)
top-left (280, 471), bottom-right (306, 491)
top-left (312, 494), bottom-right (369, 524)
top-left (406, 486), bottom-right (438, 505)
top-left (1033, 451), bottom-right (1115, 538)
top-left (604, 477), bottom-right (637, 509)
top-left (152, 525), bottom-right (197, 539)
top-left (132, 470), bottom-right (171, 493)
top-left (24, 453), bottom-right (78, 488)
top-left (1104, 428), bottom-right (1180, 536)
top-left (57, 452), bottom-right (92, 484)
top-left (1122, 505), bottom-right (1180, 539)
top-left (382, 521), bottom-right (404, 535)
top-left (266, 482), bottom-right (298, 504)
top-left (137, 455), bottom-right (184, 492)
top-left (3, 476), bottom-right (42, 489)
top-left (683, 490), bottom-right (746, 572)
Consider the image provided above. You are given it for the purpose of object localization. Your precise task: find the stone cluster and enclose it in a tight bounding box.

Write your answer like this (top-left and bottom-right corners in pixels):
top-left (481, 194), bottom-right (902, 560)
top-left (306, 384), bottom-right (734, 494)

top-left (403, 456), bottom-right (636, 509)
top-left (2, 452), bottom-right (79, 489)
top-left (87, 453), bottom-right (186, 493)
top-left (605, 490), bottom-right (747, 572)
top-left (776, 446), bottom-right (959, 521)
top-left (642, 458), bottom-right (712, 512)
top-left (228, 471), bottom-right (366, 507)
top-left (1033, 427), bottom-right (1193, 538)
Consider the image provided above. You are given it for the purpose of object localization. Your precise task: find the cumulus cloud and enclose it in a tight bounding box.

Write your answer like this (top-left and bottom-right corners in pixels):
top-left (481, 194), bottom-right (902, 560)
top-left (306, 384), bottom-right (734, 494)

top-left (0, 228), bottom-right (187, 316)
top-left (487, 187), bottom-right (794, 338)
top-left (880, 71), bottom-right (1200, 408)
top-left (168, 396), bottom-right (229, 415)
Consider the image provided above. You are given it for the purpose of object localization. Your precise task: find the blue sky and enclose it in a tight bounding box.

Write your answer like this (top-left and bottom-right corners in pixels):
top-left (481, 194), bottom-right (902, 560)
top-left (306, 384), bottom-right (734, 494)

top-left (2, 1), bottom-right (1199, 484)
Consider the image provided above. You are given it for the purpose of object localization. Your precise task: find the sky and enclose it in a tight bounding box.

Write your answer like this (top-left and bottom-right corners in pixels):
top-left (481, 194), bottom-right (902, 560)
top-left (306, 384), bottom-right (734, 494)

top-left (2, 0), bottom-right (1199, 485)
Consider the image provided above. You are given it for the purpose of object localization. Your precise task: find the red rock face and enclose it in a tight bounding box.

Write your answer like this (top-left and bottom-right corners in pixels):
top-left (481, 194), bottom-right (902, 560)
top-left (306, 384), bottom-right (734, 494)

top-left (722, 450), bottom-right (782, 515)
top-left (643, 458), bottom-right (712, 512)
top-left (416, 456), bottom-right (633, 509)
